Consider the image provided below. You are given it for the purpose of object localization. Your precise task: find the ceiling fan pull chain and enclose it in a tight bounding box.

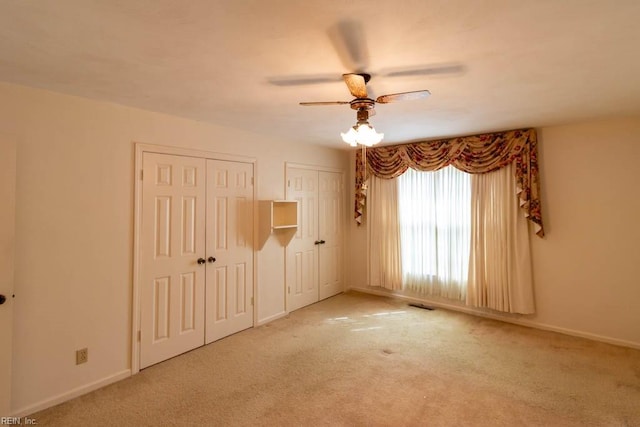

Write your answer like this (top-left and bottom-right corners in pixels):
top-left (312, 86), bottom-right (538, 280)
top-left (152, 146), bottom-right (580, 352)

top-left (361, 144), bottom-right (369, 191)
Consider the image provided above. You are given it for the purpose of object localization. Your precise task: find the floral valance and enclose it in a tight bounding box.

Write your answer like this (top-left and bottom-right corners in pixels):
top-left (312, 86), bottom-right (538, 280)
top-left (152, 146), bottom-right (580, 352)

top-left (355, 128), bottom-right (544, 237)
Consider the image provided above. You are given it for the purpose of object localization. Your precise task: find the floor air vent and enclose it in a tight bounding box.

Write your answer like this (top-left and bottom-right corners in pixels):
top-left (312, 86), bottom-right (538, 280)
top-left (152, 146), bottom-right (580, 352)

top-left (408, 303), bottom-right (435, 310)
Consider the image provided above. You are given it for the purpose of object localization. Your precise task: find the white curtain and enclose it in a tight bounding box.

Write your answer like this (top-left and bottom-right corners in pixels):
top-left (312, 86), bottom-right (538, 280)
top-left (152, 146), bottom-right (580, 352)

top-left (467, 163), bottom-right (535, 314)
top-left (398, 167), bottom-right (471, 300)
top-left (367, 174), bottom-right (403, 290)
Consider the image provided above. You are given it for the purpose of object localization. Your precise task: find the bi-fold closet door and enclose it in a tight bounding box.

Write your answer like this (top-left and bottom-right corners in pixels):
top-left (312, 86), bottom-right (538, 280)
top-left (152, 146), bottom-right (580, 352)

top-left (286, 166), bottom-right (343, 313)
top-left (139, 152), bottom-right (254, 369)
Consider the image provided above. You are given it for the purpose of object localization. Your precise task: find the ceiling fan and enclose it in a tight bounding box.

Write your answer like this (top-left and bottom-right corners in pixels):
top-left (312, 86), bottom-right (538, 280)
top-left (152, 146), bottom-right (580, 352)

top-left (270, 20), bottom-right (457, 146)
top-left (269, 20), bottom-right (464, 88)
top-left (299, 72), bottom-right (431, 146)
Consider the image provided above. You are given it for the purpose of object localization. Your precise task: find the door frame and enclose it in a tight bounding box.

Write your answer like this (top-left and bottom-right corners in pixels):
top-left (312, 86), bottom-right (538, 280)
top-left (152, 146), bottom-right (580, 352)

top-left (284, 162), bottom-right (345, 314)
top-left (132, 143), bottom-right (257, 374)
top-left (0, 134), bottom-right (16, 415)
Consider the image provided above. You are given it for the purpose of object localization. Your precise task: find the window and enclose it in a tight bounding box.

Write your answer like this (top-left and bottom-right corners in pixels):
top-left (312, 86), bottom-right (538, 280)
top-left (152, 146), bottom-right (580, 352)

top-left (398, 166), bottom-right (471, 300)
top-left (367, 161), bottom-right (534, 313)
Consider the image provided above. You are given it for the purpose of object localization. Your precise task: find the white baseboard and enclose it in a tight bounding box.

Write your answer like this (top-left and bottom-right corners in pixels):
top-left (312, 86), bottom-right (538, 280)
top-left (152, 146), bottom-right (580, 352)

top-left (510, 317), bottom-right (640, 350)
top-left (12, 369), bottom-right (131, 418)
top-left (349, 286), bottom-right (640, 350)
top-left (256, 310), bottom-right (287, 326)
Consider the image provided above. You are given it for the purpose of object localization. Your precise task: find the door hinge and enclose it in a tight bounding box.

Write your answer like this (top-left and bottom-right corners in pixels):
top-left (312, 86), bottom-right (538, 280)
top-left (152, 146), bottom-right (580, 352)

top-left (251, 297), bottom-right (254, 306)
top-left (140, 170), bottom-right (144, 180)
top-left (287, 179), bottom-right (291, 188)
top-left (251, 176), bottom-right (254, 185)
top-left (287, 286), bottom-right (290, 294)
top-left (137, 330), bottom-right (141, 342)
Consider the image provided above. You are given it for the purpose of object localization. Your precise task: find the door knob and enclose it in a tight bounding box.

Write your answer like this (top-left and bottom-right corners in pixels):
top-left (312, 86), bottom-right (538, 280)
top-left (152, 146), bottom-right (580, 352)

top-left (207, 257), bottom-right (216, 263)
top-left (314, 240), bottom-right (326, 245)
top-left (197, 258), bottom-right (206, 265)
top-left (0, 295), bottom-right (6, 305)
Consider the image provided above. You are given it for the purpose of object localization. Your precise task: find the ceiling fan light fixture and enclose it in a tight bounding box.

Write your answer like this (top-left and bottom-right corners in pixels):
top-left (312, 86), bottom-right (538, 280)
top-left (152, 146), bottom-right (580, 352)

top-left (340, 126), bottom-right (359, 147)
top-left (340, 121), bottom-right (383, 147)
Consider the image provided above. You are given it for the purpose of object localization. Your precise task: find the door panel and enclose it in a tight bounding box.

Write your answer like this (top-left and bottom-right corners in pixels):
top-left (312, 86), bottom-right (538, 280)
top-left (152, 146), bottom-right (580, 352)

top-left (319, 171), bottom-right (344, 299)
top-left (140, 153), bottom-right (206, 368)
top-left (205, 160), bottom-right (254, 344)
top-left (287, 168), bottom-right (319, 312)
top-left (0, 135), bottom-right (16, 414)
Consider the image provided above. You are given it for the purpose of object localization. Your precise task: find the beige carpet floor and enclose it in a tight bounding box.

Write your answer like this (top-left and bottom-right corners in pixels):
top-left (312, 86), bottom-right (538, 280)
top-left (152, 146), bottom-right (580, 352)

top-left (31, 291), bottom-right (640, 426)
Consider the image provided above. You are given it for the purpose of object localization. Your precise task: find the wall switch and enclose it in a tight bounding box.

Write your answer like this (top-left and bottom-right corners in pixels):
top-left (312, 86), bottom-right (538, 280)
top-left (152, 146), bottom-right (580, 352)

top-left (76, 348), bottom-right (88, 365)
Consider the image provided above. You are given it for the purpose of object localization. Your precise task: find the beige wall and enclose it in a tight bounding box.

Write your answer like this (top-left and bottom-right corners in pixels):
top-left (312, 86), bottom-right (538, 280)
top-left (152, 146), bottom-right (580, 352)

top-left (531, 118), bottom-right (640, 344)
top-left (348, 117), bottom-right (640, 348)
top-left (0, 82), bottom-right (349, 415)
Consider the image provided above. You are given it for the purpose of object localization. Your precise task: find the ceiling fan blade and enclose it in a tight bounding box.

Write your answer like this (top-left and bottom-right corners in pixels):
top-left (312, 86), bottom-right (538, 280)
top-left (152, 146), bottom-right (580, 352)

top-left (268, 75), bottom-right (341, 86)
top-left (381, 64), bottom-right (465, 78)
top-left (328, 20), bottom-right (369, 72)
top-left (376, 90), bottom-right (431, 104)
top-left (343, 73), bottom-right (368, 98)
top-left (299, 101), bottom-right (350, 106)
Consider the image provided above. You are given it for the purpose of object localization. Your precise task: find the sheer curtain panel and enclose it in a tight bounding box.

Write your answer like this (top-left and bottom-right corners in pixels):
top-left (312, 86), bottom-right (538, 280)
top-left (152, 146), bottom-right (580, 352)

top-left (398, 167), bottom-right (471, 300)
top-left (467, 163), bottom-right (535, 314)
top-left (367, 175), bottom-right (403, 290)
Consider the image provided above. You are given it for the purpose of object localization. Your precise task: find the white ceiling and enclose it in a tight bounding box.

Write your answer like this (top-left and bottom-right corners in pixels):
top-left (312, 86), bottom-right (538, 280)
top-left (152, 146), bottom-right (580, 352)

top-left (1, 0), bottom-right (639, 149)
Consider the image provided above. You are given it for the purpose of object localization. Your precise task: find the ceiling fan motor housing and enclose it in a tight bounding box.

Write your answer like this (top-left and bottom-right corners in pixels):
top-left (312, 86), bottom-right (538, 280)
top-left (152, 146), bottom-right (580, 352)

top-left (350, 98), bottom-right (375, 111)
top-left (358, 73), bottom-right (372, 83)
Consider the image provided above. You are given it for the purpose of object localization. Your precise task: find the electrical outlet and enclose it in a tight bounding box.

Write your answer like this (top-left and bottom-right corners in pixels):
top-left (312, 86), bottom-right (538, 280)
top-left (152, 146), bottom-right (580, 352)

top-left (76, 348), bottom-right (88, 365)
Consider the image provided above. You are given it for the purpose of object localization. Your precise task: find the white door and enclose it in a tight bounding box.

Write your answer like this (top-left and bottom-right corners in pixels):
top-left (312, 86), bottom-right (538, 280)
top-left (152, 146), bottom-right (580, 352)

top-left (140, 153), bottom-right (207, 369)
top-left (205, 160), bottom-right (254, 343)
top-left (286, 167), bottom-right (344, 312)
top-left (318, 171), bottom-right (343, 300)
top-left (286, 168), bottom-right (319, 312)
top-left (0, 135), bottom-right (16, 414)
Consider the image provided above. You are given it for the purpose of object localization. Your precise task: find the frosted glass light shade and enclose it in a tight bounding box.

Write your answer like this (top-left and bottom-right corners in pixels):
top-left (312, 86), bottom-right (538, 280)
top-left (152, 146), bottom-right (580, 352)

top-left (341, 123), bottom-right (384, 147)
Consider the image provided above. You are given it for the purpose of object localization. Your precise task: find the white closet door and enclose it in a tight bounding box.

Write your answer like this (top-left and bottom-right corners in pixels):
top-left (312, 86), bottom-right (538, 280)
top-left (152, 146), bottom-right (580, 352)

top-left (205, 160), bottom-right (254, 343)
top-left (318, 171), bottom-right (343, 300)
top-left (286, 167), bottom-right (319, 312)
top-left (0, 135), bottom-right (16, 414)
top-left (140, 153), bottom-right (206, 369)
